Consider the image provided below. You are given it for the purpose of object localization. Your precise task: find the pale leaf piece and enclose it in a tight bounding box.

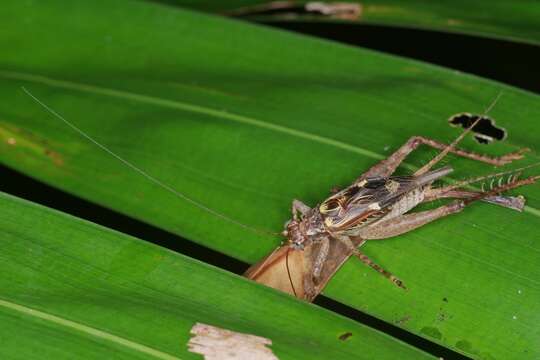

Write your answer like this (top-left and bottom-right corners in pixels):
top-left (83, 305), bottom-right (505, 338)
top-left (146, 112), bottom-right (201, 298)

top-left (188, 323), bottom-right (279, 360)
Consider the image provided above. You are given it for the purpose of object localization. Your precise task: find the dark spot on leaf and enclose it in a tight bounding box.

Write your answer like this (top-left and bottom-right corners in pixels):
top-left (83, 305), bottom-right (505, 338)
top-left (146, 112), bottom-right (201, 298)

top-left (420, 326), bottom-right (442, 340)
top-left (338, 332), bottom-right (353, 341)
top-left (448, 113), bottom-right (506, 144)
top-left (443, 297), bottom-right (448, 302)
top-left (394, 315), bottom-right (411, 325)
top-left (455, 340), bottom-right (476, 354)
top-left (0, 123), bottom-right (64, 165)
top-left (43, 148), bottom-right (64, 165)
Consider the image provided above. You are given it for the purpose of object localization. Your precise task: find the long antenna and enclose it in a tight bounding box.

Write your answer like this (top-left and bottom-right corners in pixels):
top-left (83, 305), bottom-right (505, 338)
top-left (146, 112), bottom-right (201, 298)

top-left (22, 87), bottom-right (278, 238)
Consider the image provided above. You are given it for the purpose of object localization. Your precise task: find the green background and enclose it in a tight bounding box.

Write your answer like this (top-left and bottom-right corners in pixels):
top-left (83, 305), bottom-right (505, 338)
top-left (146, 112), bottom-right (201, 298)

top-left (1, 1), bottom-right (539, 359)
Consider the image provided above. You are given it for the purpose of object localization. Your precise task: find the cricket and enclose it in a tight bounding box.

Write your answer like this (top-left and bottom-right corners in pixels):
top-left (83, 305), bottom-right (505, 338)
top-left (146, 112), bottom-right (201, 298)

top-left (24, 88), bottom-right (539, 301)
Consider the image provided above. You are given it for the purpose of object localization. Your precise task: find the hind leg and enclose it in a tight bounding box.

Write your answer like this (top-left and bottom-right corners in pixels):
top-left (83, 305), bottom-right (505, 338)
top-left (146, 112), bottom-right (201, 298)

top-left (362, 174), bottom-right (539, 241)
top-left (425, 189), bottom-right (525, 212)
top-left (360, 136), bottom-right (527, 181)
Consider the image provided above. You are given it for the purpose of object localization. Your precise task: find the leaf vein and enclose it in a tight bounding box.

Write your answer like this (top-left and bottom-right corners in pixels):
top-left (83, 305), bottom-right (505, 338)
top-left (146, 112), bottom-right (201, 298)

top-left (3, 69), bottom-right (539, 218)
top-left (0, 297), bottom-right (182, 360)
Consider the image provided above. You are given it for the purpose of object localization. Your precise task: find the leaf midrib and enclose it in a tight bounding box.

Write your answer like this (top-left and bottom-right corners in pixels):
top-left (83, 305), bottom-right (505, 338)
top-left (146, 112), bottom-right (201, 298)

top-left (0, 70), bottom-right (384, 158)
top-left (3, 69), bottom-right (538, 218)
top-left (0, 297), bottom-right (182, 360)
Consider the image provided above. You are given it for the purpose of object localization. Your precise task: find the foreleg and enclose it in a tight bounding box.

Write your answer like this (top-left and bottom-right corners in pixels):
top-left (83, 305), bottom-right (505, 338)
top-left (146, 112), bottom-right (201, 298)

top-left (312, 237), bottom-right (330, 280)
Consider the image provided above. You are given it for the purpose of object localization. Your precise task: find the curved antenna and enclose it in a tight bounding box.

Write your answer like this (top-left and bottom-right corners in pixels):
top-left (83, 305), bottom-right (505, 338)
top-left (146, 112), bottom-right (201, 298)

top-left (22, 87), bottom-right (278, 238)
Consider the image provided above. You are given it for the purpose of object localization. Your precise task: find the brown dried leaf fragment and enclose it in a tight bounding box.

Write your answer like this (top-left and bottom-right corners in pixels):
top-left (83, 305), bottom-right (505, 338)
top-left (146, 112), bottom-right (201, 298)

top-left (245, 245), bottom-right (307, 299)
top-left (245, 236), bottom-right (363, 301)
top-left (188, 323), bottom-right (279, 360)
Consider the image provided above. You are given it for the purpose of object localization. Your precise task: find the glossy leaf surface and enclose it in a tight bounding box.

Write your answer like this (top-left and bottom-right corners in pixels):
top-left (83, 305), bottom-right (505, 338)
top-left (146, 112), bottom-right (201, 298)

top-left (1, 1), bottom-right (539, 359)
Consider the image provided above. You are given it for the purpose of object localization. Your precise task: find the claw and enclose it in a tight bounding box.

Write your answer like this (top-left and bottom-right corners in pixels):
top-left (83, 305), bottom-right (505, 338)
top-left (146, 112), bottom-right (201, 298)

top-left (499, 148), bottom-right (530, 164)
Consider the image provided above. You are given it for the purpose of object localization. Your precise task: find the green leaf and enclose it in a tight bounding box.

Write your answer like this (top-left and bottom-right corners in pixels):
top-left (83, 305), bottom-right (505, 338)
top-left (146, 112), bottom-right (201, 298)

top-left (0, 191), bottom-right (432, 359)
top-left (168, 0), bottom-right (540, 46)
top-left (1, 1), bottom-right (539, 359)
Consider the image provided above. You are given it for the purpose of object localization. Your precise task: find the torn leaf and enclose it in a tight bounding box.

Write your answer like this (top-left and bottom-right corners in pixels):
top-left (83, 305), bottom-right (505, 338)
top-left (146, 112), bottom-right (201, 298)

top-left (188, 323), bottom-right (279, 360)
top-left (448, 113), bottom-right (506, 144)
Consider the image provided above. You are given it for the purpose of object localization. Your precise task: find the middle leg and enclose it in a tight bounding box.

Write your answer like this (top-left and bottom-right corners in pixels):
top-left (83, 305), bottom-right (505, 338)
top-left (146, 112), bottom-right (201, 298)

top-left (334, 235), bottom-right (406, 289)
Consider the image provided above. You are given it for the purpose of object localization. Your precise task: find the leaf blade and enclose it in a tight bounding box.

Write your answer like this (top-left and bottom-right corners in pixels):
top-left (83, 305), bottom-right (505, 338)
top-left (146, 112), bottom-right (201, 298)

top-left (0, 191), bottom-right (433, 360)
top-left (1, 1), bottom-right (540, 359)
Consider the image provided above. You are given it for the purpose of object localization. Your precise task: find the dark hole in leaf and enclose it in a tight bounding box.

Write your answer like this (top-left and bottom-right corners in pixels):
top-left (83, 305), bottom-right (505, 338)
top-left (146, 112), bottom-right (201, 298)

top-left (338, 332), bottom-right (353, 341)
top-left (448, 113), bottom-right (506, 145)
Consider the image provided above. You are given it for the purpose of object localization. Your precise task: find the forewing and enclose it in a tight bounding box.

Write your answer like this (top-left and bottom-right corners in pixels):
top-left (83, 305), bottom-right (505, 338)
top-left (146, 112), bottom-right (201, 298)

top-left (320, 175), bottom-right (417, 231)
